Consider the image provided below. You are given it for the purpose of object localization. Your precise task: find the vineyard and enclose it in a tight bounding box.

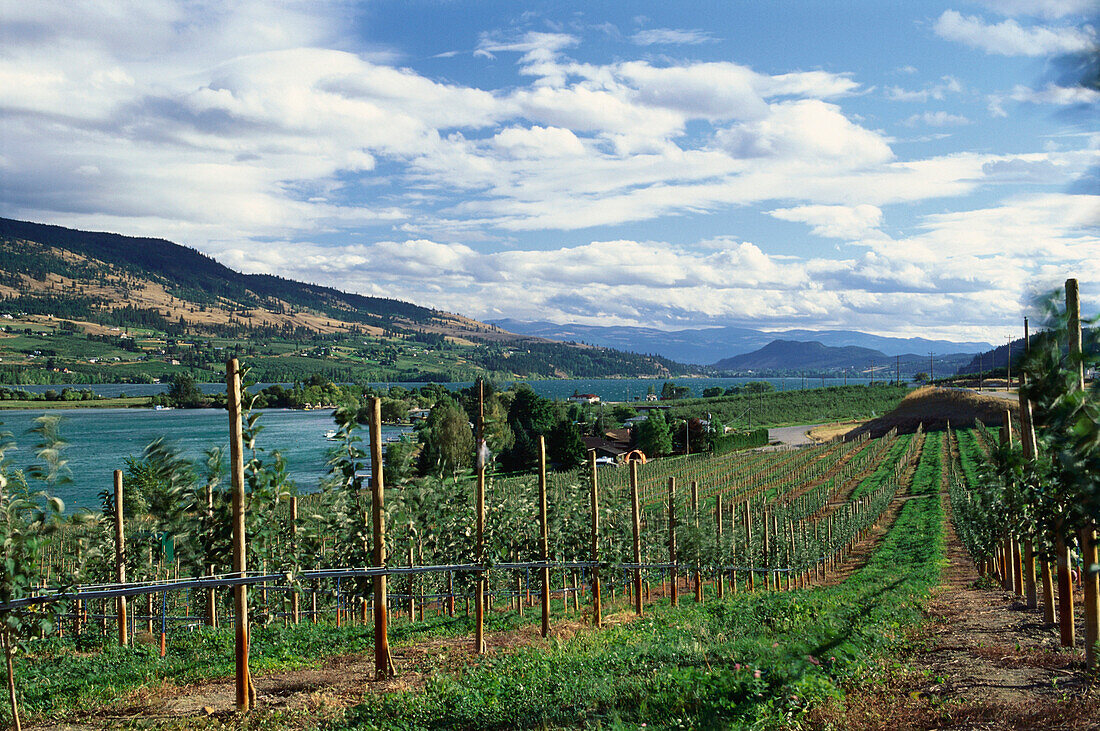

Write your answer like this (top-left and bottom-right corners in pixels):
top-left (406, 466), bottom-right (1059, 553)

top-left (0, 280), bottom-right (1096, 728)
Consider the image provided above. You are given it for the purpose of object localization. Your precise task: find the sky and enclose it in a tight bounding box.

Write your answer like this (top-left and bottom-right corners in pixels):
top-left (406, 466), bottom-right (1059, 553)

top-left (1, 0), bottom-right (1097, 343)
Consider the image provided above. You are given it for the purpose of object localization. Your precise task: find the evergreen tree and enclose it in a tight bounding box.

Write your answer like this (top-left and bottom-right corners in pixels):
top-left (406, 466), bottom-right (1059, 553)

top-left (636, 409), bottom-right (672, 457)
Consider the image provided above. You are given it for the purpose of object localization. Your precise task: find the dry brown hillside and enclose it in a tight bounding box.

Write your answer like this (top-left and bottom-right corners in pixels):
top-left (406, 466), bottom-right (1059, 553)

top-left (845, 386), bottom-right (1017, 439)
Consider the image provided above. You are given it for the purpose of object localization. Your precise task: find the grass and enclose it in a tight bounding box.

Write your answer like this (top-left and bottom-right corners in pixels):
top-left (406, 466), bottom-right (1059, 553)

top-left (8, 602), bottom-right (549, 723)
top-left (3, 426), bottom-right (951, 730)
top-left (330, 435), bottom-right (946, 729)
top-left (665, 384), bottom-right (910, 430)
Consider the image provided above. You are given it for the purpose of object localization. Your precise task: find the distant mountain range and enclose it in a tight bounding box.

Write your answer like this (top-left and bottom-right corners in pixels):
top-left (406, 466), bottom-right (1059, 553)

top-left (492, 319), bottom-right (992, 366)
top-left (712, 339), bottom-right (975, 376)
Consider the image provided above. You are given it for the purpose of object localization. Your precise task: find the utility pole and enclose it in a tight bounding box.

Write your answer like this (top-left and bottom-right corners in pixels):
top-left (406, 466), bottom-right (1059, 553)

top-left (929, 352), bottom-right (934, 384)
top-left (1006, 337), bottom-right (1012, 389)
top-left (896, 355), bottom-right (900, 386)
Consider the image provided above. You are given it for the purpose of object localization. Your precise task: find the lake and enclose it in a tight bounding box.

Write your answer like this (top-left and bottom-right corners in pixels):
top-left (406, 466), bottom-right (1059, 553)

top-left (11, 375), bottom-right (872, 401)
top-left (3, 376), bottom-right (877, 513)
top-left (0, 407), bottom-right (409, 514)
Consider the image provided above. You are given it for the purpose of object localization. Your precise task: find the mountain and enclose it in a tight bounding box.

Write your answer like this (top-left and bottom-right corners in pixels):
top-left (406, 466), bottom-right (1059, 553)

top-left (711, 339), bottom-right (975, 376)
top-left (0, 218), bottom-right (686, 382)
top-left (492, 319), bottom-right (992, 365)
top-left (956, 328), bottom-right (1097, 375)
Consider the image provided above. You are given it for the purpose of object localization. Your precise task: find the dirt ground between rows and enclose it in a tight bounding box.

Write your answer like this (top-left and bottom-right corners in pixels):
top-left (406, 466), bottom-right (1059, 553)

top-left (811, 432), bottom-right (1099, 730)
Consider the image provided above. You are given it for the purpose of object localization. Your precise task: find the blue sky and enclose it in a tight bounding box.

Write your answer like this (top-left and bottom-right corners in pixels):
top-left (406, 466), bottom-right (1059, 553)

top-left (1, 0), bottom-right (1097, 342)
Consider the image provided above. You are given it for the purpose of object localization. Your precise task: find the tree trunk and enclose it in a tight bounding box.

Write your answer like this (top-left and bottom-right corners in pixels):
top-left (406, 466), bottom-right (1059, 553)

top-left (4, 629), bottom-right (21, 731)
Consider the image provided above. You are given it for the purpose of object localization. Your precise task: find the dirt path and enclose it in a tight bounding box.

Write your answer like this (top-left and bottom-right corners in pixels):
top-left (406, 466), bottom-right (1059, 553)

top-left (811, 431), bottom-right (1100, 730)
top-left (43, 612), bottom-right (631, 729)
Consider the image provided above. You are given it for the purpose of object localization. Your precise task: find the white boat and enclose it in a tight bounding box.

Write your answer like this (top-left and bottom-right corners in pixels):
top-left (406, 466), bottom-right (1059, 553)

top-left (324, 429), bottom-right (338, 440)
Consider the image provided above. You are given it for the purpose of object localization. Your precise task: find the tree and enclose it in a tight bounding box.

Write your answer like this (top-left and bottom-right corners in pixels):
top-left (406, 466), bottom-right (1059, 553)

top-left (636, 409), bottom-right (672, 458)
top-left (0, 417), bottom-right (72, 731)
top-left (548, 419), bottom-right (585, 470)
top-left (702, 387), bottom-right (724, 398)
top-left (500, 386), bottom-right (555, 472)
top-left (167, 372), bottom-right (204, 408)
top-left (661, 381), bottom-right (691, 400)
top-left (611, 404), bottom-right (637, 423)
top-left (417, 397), bottom-right (474, 479)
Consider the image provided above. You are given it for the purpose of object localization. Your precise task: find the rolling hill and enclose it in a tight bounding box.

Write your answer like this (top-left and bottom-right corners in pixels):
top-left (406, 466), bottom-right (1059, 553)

top-left (0, 218), bottom-right (685, 383)
top-left (493, 319), bottom-right (991, 365)
top-left (710, 339), bottom-right (975, 376)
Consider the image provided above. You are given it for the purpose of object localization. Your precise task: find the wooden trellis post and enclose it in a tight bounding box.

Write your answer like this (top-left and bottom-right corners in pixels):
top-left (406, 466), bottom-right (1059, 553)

top-left (629, 459), bottom-right (643, 615)
top-left (744, 500), bottom-right (754, 591)
top-left (668, 477), bottom-right (678, 607)
top-left (474, 381), bottom-right (487, 653)
top-left (227, 358), bottom-right (254, 711)
top-left (113, 470), bottom-right (128, 647)
top-left (538, 436), bottom-right (551, 637)
top-left (1019, 317), bottom-right (1039, 611)
top-left (290, 496), bottom-right (300, 625)
top-left (588, 451), bottom-right (601, 628)
top-left (369, 397), bottom-right (394, 677)
top-left (715, 494), bottom-right (725, 598)
top-left (691, 481), bottom-right (702, 603)
top-left (1068, 278), bottom-right (1099, 668)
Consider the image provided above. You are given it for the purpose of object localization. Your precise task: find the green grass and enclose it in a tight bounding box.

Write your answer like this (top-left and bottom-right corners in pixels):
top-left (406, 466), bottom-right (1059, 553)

top-left (849, 433), bottom-right (912, 500)
top-left (9, 602), bottom-right (552, 723)
top-left (333, 438), bottom-right (946, 729)
top-left (665, 384), bottom-right (910, 429)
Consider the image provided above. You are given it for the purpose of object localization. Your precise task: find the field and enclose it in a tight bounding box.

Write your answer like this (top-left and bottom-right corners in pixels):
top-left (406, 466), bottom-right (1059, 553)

top-left (2, 386), bottom-right (1096, 730)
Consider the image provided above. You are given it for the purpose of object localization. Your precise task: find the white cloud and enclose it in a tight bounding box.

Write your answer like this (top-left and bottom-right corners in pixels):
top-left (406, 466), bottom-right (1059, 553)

top-left (885, 75), bottom-right (963, 102)
top-left (904, 111), bottom-right (971, 127)
top-left (971, 0), bottom-right (1096, 20)
top-left (630, 28), bottom-right (717, 46)
top-left (934, 10), bottom-right (1096, 56)
top-left (1011, 83), bottom-right (1100, 105)
top-left (715, 100), bottom-right (893, 168)
top-left (768, 204), bottom-right (885, 239)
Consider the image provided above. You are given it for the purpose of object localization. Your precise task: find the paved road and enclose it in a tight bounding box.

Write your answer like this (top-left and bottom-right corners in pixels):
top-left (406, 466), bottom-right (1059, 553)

top-left (767, 424), bottom-right (824, 448)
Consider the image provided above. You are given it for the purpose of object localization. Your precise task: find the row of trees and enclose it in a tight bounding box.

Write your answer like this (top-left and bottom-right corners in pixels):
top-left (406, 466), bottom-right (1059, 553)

top-left (952, 284), bottom-right (1098, 667)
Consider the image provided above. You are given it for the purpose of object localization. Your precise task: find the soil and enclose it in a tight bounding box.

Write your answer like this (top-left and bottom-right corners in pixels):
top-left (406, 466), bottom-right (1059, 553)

top-left (809, 431), bottom-right (1100, 730)
top-left (32, 613), bottom-right (622, 730)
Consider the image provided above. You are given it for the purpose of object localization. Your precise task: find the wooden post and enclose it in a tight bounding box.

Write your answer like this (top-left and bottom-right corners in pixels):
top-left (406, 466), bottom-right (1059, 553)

top-left (408, 539), bottom-right (416, 622)
top-left (1036, 558), bottom-right (1055, 622)
top-left (691, 481), bottom-right (702, 603)
top-left (1056, 529), bottom-right (1075, 648)
top-left (369, 397), bottom-right (394, 678)
top-left (1020, 317), bottom-right (1039, 610)
top-left (744, 500), bottom-right (754, 591)
top-left (227, 358), bottom-right (253, 711)
top-left (113, 470), bottom-right (128, 647)
top-left (715, 494), bottom-right (724, 599)
top-left (588, 451), bottom-right (601, 628)
top-left (629, 459), bottom-right (643, 615)
top-left (290, 496), bottom-right (300, 624)
top-left (538, 436), bottom-right (551, 638)
top-left (475, 380), bottom-right (487, 653)
top-left (668, 477), bottom-right (678, 607)
top-left (762, 508), bottom-right (771, 591)
top-left (205, 482), bottom-right (217, 629)
top-left (1068, 278), bottom-right (1099, 668)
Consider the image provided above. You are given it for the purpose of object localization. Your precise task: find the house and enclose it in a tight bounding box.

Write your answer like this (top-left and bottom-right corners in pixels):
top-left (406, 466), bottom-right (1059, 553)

top-left (582, 436), bottom-right (628, 463)
top-left (409, 408), bottom-right (431, 421)
top-left (645, 393), bottom-right (659, 402)
top-left (569, 393), bottom-right (600, 405)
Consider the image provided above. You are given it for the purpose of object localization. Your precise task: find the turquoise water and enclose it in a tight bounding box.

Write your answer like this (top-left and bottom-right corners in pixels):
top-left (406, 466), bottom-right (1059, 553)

top-left (12, 375), bottom-right (871, 401)
top-left (3, 376), bottom-right (878, 513)
top-left (0, 408), bottom-right (408, 514)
